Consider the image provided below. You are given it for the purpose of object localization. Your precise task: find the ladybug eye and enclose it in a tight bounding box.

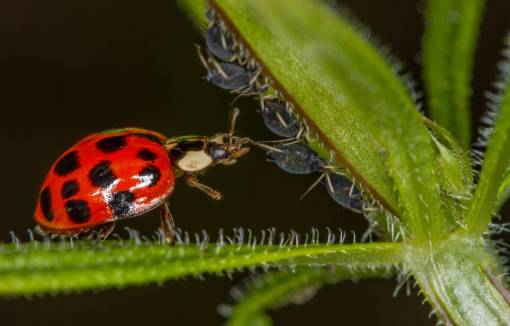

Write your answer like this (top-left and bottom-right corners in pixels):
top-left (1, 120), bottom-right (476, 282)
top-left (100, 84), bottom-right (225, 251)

top-left (207, 143), bottom-right (229, 161)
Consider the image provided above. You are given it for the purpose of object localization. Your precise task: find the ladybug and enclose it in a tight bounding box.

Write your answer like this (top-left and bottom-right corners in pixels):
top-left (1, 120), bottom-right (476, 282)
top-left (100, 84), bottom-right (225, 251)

top-left (35, 109), bottom-right (250, 242)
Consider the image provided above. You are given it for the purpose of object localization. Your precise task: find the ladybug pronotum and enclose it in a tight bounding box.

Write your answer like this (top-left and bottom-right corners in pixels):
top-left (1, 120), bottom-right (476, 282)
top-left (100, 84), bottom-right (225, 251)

top-left (34, 109), bottom-right (250, 242)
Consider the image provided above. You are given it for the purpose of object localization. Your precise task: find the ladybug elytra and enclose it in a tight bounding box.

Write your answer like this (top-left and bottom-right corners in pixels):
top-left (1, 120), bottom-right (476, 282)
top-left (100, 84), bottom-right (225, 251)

top-left (35, 109), bottom-right (250, 242)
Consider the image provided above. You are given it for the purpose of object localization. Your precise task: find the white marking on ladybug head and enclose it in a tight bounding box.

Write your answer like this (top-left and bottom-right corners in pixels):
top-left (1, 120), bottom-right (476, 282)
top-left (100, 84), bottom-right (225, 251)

top-left (177, 150), bottom-right (213, 172)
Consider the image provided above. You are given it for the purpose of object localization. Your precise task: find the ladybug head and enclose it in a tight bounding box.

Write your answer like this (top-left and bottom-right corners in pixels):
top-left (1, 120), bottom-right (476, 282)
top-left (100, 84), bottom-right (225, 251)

top-left (207, 108), bottom-right (250, 166)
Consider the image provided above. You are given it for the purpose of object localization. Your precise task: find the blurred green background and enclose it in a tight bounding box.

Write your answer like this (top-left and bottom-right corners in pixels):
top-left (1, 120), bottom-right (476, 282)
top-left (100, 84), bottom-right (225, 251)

top-left (1, 0), bottom-right (510, 325)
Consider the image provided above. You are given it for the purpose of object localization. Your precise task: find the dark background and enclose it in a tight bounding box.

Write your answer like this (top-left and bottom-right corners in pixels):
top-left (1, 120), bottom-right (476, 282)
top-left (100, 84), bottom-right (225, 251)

top-left (1, 0), bottom-right (510, 325)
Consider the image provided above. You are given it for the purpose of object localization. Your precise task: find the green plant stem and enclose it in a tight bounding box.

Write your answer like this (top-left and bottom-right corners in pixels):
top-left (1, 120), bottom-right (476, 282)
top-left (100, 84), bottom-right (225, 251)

top-left (422, 0), bottom-right (485, 148)
top-left (227, 266), bottom-right (393, 326)
top-left (0, 240), bottom-right (401, 295)
top-left (409, 234), bottom-right (510, 324)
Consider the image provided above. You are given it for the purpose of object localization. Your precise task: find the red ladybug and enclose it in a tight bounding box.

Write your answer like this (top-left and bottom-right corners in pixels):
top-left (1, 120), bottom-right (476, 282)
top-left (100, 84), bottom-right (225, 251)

top-left (35, 109), bottom-right (249, 242)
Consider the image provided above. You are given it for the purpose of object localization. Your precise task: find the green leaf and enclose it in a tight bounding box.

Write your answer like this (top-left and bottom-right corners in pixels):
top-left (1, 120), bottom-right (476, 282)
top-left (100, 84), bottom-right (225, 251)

top-left (226, 266), bottom-right (393, 326)
top-left (422, 118), bottom-right (473, 229)
top-left (0, 238), bottom-right (402, 296)
top-left (465, 37), bottom-right (510, 234)
top-left (422, 0), bottom-right (485, 147)
top-left (209, 0), bottom-right (400, 216)
top-left (497, 168), bottom-right (510, 210)
top-left (423, 117), bottom-right (473, 198)
top-left (231, 0), bottom-right (445, 241)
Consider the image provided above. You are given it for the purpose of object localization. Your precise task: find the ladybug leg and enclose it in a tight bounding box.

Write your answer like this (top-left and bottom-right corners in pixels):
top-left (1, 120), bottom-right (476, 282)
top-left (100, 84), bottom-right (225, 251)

top-left (96, 222), bottom-right (116, 240)
top-left (183, 174), bottom-right (223, 200)
top-left (160, 200), bottom-right (176, 244)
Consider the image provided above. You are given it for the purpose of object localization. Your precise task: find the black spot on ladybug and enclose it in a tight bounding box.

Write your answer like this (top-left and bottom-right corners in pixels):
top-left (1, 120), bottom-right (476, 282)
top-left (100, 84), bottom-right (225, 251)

top-left (138, 165), bottom-right (161, 187)
top-left (65, 199), bottom-right (91, 223)
top-left (89, 160), bottom-right (117, 188)
top-left (137, 148), bottom-right (157, 161)
top-left (54, 150), bottom-right (80, 177)
top-left (96, 136), bottom-right (127, 153)
top-left (61, 180), bottom-right (80, 199)
top-left (169, 148), bottom-right (184, 162)
top-left (40, 186), bottom-right (53, 221)
top-left (178, 140), bottom-right (205, 152)
top-left (133, 133), bottom-right (163, 144)
top-left (109, 191), bottom-right (135, 218)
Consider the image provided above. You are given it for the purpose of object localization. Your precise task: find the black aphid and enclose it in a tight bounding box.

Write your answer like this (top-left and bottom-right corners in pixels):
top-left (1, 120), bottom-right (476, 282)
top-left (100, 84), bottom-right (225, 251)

top-left (323, 172), bottom-right (363, 212)
top-left (207, 61), bottom-right (255, 91)
top-left (206, 24), bottom-right (236, 62)
top-left (261, 98), bottom-right (301, 138)
top-left (268, 143), bottom-right (325, 175)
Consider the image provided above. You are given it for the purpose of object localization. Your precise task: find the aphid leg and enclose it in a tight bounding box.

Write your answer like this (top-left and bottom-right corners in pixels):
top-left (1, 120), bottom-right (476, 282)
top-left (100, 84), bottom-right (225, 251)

top-left (325, 172), bottom-right (335, 193)
top-left (299, 171), bottom-right (327, 201)
top-left (183, 174), bottom-right (223, 200)
top-left (195, 45), bottom-right (210, 71)
top-left (160, 200), bottom-right (176, 244)
top-left (248, 139), bottom-right (286, 152)
top-left (96, 222), bottom-right (116, 240)
top-left (209, 56), bottom-right (229, 79)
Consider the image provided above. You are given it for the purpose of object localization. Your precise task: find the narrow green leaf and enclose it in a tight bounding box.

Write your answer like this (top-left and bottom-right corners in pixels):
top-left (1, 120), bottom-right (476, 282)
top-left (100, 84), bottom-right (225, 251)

top-left (0, 239), bottom-right (402, 296)
top-left (465, 37), bottom-right (510, 234)
top-left (227, 266), bottom-right (392, 326)
top-left (423, 117), bottom-right (473, 197)
top-left (239, 0), bottom-right (445, 240)
top-left (422, 0), bottom-right (485, 147)
top-left (497, 168), bottom-right (510, 210)
top-left (208, 0), bottom-right (400, 216)
top-left (422, 118), bottom-right (473, 229)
